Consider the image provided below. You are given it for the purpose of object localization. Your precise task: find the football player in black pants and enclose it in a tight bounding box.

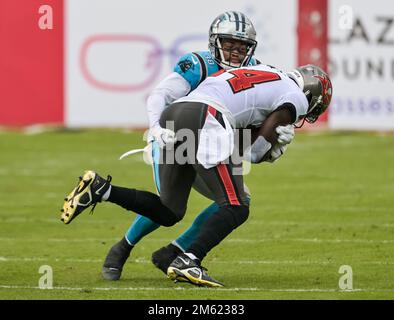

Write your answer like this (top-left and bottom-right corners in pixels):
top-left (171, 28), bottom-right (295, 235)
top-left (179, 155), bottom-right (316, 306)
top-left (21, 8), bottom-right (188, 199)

top-left (61, 64), bottom-right (332, 287)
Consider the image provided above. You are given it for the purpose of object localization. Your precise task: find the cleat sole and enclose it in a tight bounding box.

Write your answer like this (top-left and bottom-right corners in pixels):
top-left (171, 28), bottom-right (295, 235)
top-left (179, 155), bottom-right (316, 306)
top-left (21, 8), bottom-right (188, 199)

top-left (61, 170), bottom-right (97, 224)
top-left (167, 267), bottom-right (223, 288)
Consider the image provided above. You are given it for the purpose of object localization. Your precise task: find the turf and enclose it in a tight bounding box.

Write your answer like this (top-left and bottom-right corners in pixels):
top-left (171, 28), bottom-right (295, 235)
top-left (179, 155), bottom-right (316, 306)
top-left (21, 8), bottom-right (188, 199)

top-left (0, 129), bottom-right (393, 300)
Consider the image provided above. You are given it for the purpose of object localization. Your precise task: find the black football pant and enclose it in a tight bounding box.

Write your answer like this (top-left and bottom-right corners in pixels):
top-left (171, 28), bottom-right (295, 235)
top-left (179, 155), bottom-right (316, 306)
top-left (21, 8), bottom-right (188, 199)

top-left (108, 102), bottom-right (249, 260)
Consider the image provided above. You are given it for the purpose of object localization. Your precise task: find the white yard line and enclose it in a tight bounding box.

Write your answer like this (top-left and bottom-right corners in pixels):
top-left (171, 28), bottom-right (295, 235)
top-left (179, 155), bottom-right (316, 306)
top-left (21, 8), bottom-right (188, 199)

top-left (1, 217), bottom-right (394, 228)
top-left (251, 221), bottom-right (394, 228)
top-left (1, 284), bottom-right (393, 293)
top-left (228, 238), bottom-right (394, 244)
top-left (2, 237), bottom-right (393, 244)
top-left (1, 256), bottom-right (393, 265)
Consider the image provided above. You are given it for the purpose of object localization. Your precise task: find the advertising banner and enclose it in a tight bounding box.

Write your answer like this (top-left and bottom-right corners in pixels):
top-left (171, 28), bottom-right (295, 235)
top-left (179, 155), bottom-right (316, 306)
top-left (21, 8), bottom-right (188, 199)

top-left (65, 0), bottom-right (297, 127)
top-left (329, 0), bottom-right (394, 130)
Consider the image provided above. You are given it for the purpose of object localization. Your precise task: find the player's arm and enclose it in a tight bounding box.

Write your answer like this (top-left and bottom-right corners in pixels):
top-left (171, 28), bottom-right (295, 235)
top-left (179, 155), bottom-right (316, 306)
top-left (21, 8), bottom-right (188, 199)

top-left (146, 72), bottom-right (190, 147)
top-left (146, 72), bottom-right (191, 129)
top-left (151, 51), bottom-right (205, 118)
top-left (259, 103), bottom-right (295, 145)
top-left (146, 53), bottom-right (202, 147)
top-left (248, 104), bottom-right (296, 163)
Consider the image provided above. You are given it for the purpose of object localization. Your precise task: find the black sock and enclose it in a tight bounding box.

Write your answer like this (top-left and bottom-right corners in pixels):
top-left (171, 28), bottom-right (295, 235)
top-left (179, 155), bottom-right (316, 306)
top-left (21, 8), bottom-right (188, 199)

top-left (107, 185), bottom-right (179, 226)
top-left (187, 205), bottom-right (249, 260)
top-left (120, 237), bottom-right (133, 249)
top-left (107, 185), bottom-right (137, 210)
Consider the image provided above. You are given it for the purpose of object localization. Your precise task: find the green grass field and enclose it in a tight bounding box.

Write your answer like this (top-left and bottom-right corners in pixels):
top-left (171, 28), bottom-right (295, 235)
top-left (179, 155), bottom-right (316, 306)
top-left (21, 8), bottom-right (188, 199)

top-left (0, 129), bottom-right (393, 300)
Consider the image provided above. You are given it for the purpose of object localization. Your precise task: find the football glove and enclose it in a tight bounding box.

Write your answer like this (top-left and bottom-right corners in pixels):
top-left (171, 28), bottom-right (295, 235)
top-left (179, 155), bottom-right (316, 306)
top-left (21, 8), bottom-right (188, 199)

top-left (149, 126), bottom-right (177, 149)
top-left (244, 136), bottom-right (272, 164)
top-left (276, 124), bottom-right (295, 145)
top-left (265, 144), bottom-right (288, 163)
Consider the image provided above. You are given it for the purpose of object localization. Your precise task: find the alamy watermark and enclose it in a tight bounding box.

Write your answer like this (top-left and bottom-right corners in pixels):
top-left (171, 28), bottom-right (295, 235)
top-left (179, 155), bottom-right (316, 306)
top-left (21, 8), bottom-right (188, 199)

top-left (338, 5), bottom-right (354, 30)
top-left (142, 121), bottom-right (254, 175)
top-left (38, 265), bottom-right (53, 289)
top-left (38, 4), bottom-right (53, 30)
top-left (338, 265), bottom-right (353, 290)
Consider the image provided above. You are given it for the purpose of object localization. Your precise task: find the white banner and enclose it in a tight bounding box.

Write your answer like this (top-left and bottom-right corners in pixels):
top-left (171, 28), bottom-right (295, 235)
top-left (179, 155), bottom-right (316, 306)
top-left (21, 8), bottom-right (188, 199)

top-left (65, 0), bottom-right (297, 128)
top-left (329, 0), bottom-right (394, 130)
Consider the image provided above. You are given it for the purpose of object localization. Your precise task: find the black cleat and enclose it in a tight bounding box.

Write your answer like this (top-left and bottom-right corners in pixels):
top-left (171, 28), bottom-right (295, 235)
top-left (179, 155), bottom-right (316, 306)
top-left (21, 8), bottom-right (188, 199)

top-left (61, 170), bottom-right (111, 224)
top-left (167, 253), bottom-right (224, 288)
top-left (102, 238), bottom-right (133, 281)
top-left (151, 243), bottom-right (182, 275)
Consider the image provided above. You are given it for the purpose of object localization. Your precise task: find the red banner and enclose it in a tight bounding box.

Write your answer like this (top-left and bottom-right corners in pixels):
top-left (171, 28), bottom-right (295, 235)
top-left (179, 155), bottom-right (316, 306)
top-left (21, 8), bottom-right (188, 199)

top-left (298, 0), bottom-right (328, 123)
top-left (0, 0), bottom-right (64, 126)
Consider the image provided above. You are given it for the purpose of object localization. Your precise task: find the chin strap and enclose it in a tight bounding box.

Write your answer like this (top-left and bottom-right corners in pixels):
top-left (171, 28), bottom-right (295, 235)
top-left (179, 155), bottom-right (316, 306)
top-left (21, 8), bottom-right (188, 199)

top-left (294, 117), bottom-right (306, 129)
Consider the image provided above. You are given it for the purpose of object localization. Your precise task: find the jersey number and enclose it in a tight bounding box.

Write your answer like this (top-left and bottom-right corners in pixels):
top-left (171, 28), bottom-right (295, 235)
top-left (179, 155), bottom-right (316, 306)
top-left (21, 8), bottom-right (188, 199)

top-left (226, 69), bottom-right (281, 93)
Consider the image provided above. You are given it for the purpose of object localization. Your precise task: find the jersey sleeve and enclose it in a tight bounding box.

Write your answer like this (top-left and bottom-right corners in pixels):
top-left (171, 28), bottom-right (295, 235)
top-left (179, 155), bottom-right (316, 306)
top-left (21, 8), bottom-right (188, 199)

top-left (146, 72), bottom-right (191, 129)
top-left (276, 92), bottom-right (309, 124)
top-left (173, 53), bottom-right (204, 91)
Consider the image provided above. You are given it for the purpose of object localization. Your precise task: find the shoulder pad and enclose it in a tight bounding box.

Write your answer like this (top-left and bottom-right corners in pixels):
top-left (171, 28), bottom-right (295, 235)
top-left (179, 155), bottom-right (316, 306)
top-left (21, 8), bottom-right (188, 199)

top-left (174, 51), bottom-right (221, 90)
top-left (173, 53), bottom-right (204, 90)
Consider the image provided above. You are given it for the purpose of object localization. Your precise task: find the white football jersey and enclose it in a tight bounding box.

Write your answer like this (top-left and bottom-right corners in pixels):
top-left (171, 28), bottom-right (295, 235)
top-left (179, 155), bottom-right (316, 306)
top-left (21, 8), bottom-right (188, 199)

top-left (177, 64), bottom-right (309, 128)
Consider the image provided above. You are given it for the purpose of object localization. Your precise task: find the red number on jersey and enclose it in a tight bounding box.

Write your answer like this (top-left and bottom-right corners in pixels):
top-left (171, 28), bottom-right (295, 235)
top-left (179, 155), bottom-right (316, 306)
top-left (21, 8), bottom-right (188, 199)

top-left (226, 69), bottom-right (281, 93)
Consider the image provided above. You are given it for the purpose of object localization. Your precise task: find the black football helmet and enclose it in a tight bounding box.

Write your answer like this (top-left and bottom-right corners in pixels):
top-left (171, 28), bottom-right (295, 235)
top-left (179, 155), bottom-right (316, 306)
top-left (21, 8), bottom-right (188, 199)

top-left (288, 64), bottom-right (333, 123)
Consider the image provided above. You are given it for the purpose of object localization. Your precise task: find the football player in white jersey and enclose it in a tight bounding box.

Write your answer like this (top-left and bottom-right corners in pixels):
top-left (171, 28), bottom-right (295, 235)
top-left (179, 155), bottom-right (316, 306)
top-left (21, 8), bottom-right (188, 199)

top-left (82, 11), bottom-right (292, 281)
top-left (61, 63), bottom-right (332, 287)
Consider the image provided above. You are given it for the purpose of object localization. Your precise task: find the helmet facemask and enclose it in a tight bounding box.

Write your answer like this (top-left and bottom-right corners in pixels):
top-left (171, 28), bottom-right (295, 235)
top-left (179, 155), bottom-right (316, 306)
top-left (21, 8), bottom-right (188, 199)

top-left (305, 94), bottom-right (325, 123)
top-left (210, 35), bottom-right (257, 69)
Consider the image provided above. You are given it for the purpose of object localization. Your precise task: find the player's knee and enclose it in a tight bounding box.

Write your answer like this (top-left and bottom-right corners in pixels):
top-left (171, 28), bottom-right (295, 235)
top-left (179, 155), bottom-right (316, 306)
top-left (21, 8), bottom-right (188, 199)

top-left (235, 205), bottom-right (249, 225)
top-left (161, 218), bottom-right (177, 227)
top-left (226, 204), bottom-right (249, 228)
top-left (160, 207), bottom-right (184, 227)
top-left (161, 196), bottom-right (187, 222)
top-left (159, 213), bottom-right (180, 227)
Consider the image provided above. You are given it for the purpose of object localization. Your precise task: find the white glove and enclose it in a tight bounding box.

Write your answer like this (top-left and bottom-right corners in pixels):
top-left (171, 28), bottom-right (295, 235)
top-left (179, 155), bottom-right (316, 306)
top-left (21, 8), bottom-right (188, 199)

top-left (276, 125), bottom-right (295, 145)
top-left (265, 144), bottom-right (288, 163)
top-left (244, 136), bottom-right (272, 164)
top-left (149, 126), bottom-right (177, 149)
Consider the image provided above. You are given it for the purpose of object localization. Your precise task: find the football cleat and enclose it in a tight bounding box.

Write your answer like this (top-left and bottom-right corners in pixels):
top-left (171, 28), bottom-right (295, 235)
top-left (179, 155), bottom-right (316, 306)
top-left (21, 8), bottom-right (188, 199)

top-left (151, 243), bottom-right (183, 275)
top-left (61, 170), bottom-right (111, 224)
top-left (102, 238), bottom-right (133, 281)
top-left (167, 253), bottom-right (224, 288)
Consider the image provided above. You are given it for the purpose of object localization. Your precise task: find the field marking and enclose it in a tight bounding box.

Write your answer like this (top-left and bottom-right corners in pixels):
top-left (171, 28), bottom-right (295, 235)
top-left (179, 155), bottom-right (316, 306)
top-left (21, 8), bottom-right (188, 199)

top-left (1, 217), bottom-right (394, 228)
top-left (228, 238), bottom-right (394, 244)
top-left (1, 237), bottom-right (393, 244)
top-left (1, 284), bottom-right (394, 293)
top-left (1, 256), bottom-right (393, 266)
top-left (0, 217), bottom-right (102, 224)
top-left (251, 221), bottom-right (394, 228)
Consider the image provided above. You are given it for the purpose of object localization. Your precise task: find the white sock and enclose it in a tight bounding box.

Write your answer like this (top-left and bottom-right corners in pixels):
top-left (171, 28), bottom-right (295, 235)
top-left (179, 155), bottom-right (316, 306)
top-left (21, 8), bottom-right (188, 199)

top-left (185, 252), bottom-right (199, 261)
top-left (101, 185), bottom-right (112, 201)
top-left (124, 236), bottom-right (133, 246)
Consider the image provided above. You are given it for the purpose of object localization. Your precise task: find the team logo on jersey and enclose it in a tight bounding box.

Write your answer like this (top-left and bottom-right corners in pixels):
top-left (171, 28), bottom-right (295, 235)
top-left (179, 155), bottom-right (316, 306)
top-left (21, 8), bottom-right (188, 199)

top-left (178, 59), bottom-right (194, 73)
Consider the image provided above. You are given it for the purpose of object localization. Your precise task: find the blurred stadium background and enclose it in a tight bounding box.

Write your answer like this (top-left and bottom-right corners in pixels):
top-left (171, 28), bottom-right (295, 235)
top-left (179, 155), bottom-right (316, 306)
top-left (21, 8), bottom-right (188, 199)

top-left (0, 0), bottom-right (393, 300)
